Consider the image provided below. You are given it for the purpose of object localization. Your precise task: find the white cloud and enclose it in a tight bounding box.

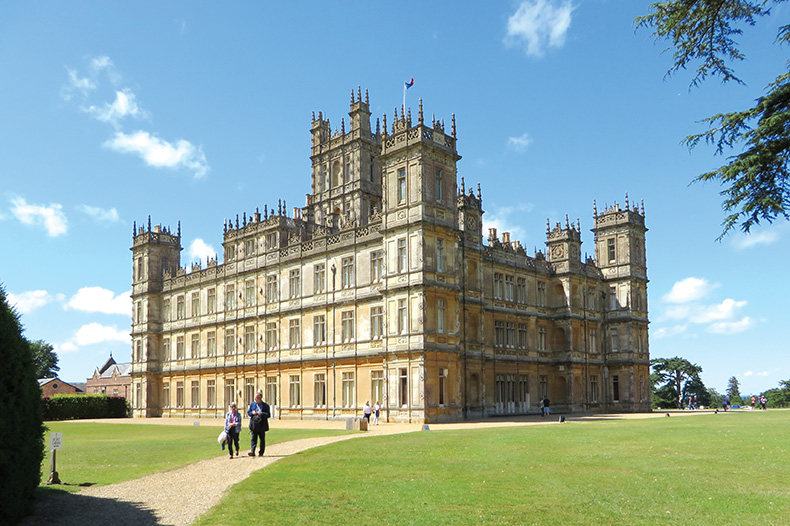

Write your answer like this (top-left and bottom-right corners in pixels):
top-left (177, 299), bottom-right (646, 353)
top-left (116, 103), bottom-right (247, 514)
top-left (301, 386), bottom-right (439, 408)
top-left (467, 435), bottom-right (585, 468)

top-left (10, 197), bottom-right (68, 236)
top-left (7, 290), bottom-right (54, 314)
top-left (652, 325), bottom-right (688, 339)
top-left (663, 277), bottom-right (715, 303)
top-left (506, 0), bottom-right (574, 57)
top-left (68, 287), bottom-right (131, 315)
top-left (104, 131), bottom-right (209, 178)
top-left (507, 132), bottom-right (532, 152)
top-left (744, 370), bottom-right (770, 377)
top-left (85, 88), bottom-right (146, 127)
top-left (484, 203), bottom-right (536, 249)
top-left (55, 342), bottom-right (79, 353)
top-left (731, 229), bottom-right (780, 249)
top-left (65, 68), bottom-right (95, 97)
top-left (189, 238), bottom-right (216, 263)
top-left (74, 323), bottom-right (130, 346)
top-left (79, 205), bottom-right (121, 223)
top-left (709, 316), bottom-right (753, 334)
top-left (91, 55), bottom-right (113, 72)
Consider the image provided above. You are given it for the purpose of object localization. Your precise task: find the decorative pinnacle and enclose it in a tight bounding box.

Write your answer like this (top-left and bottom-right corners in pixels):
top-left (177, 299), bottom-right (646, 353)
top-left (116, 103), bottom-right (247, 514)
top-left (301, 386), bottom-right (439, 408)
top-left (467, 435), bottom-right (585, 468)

top-left (401, 105), bottom-right (405, 120)
top-left (625, 192), bottom-right (629, 209)
top-left (341, 118), bottom-right (345, 134)
top-left (565, 214), bottom-right (569, 229)
top-left (593, 200), bottom-right (597, 217)
top-left (376, 117), bottom-right (380, 135)
top-left (418, 98), bottom-right (423, 124)
top-left (177, 221), bottom-right (181, 238)
top-left (357, 86), bottom-right (362, 102)
top-left (477, 183), bottom-right (481, 200)
top-left (382, 113), bottom-right (387, 136)
top-left (350, 89), bottom-right (355, 104)
top-left (461, 176), bottom-right (465, 194)
top-left (641, 200), bottom-right (645, 215)
top-left (312, 111), bottom-right (315, 122)
top-left (452, 114), bottom-right (456, 138)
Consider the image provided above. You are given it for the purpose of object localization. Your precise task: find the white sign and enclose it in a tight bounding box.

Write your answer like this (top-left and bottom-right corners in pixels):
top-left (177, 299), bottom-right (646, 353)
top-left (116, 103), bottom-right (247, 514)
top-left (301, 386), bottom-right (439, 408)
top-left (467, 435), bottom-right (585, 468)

top-left (50, 432), bottom-right (63, 450)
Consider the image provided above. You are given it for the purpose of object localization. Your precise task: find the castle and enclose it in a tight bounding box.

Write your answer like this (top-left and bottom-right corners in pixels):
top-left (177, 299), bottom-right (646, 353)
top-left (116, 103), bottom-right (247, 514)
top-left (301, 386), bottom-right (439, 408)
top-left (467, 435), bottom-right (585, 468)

top-left (130, 89), bottom-right (650, 422)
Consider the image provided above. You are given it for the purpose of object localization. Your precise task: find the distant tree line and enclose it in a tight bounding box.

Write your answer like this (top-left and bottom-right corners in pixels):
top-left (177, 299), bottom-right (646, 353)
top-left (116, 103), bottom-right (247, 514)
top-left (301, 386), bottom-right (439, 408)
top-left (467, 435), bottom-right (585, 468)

top-left (651, 356), bottom-right (790, 409)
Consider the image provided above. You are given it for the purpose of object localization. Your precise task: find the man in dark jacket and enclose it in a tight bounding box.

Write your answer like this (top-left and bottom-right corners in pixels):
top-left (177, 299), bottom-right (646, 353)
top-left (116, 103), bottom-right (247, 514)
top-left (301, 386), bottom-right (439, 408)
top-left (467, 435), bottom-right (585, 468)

top-left (247, 390), bottom-right (270, 456)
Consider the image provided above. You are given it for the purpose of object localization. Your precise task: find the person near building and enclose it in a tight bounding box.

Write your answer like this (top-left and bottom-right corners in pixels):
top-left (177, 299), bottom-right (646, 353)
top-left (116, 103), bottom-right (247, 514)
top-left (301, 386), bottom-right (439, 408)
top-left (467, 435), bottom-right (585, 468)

top-left (543, 396), bottom-right (551, 417)
top-left (363, 401), bottom-right (372, 423)
top-left (225, 402), bottom-right (242, 459)
top-left (373, 401), bottom-right (381, 425)
top-left (247, 391), bottom-right (270, 456)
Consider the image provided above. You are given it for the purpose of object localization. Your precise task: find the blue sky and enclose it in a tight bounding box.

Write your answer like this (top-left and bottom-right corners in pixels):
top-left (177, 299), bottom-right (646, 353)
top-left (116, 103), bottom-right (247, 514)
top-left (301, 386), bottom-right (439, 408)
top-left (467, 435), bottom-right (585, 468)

top-left (1, 1), bottom-right (787, 396)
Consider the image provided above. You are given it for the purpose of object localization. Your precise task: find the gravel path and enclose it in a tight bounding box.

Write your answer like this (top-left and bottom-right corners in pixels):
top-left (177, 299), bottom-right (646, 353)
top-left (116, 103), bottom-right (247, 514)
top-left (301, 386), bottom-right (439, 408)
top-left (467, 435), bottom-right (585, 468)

top-left (22, 424), bottom-right (417, 526)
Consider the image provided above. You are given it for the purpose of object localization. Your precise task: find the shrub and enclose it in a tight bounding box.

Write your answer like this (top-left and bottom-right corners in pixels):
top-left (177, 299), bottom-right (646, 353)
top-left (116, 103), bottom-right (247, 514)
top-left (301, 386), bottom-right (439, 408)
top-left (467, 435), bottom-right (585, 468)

top-left (0, 285), bottom-right (45, 524)
top-left (42, 394), bottom-right (130, 421)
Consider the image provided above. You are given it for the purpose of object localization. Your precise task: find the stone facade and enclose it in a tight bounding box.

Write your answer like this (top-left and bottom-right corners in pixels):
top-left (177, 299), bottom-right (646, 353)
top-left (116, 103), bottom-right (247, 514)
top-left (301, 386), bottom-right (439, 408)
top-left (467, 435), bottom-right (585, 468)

top-left (130, 89), bottom-right (650, 423)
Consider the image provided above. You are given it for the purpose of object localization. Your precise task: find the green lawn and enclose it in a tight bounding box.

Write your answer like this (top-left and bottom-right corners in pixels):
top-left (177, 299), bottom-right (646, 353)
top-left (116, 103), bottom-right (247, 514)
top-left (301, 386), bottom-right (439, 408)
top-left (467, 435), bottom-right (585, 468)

top-left (40, 421), bottom-right (353, 489)
top-left (196, 412), bottom-right (790, 526)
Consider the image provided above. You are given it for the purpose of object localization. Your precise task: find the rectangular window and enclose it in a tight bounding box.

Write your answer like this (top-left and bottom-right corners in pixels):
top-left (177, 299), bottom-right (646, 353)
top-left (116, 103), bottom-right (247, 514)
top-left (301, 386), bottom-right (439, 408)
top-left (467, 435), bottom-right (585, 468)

top-left (289, 375), bottom-right (301, 407)
top-left (225, 379), bottom-right (235, 409)
top-left (176, 335), bottom-right (185, 360)
top-left (266, 233), bottom-right (277, 250)
top-left (517, 278), bottom-right (527, 303)
top-left (589, 329), bottom-right (597, 353)
top-left (397, 238), bottom-right (407, 272)
top-left (245, 280), bottom-right (256, 307)
top-left (135, 340), bottom-right (142, 362)
top-left (207, 288), bottom-right (216, 314)
top-left (163, 338), bottom-right (171, 361)
top-left (610, 328), bottom-right (619, 352)
top-left (191, 292), bottom-right (200, 317)
top-left (314, 373), bottom-right (326, 408)
top-left (505, 275), bottom-right (515, 302)
top-left (136, 302), bottom-right (142, 324)
top-left (313, 315), bottom-right (326, 345)
top-left (245, 239), bottom-right (255, 257)
top-left (436, 239), bottom-right (444, 273)
top-left (397, 168), bottom-right (406, 203)
top-left (612, 375), bottom-right (620, 402)
top-left (518, 323), bottom-right (527, 349)
top-left (245, 325), bottom-right (255, 353)
top-left (266, 322), bottom-right (278, 350)
top-left (397, 299), bottom-right (407, 334)
top-left (341, 310), bottom-right (355, 342)
top-left (289, 269), bottom-right (301, 298)
top-left (226, 245), bottom-right (236, 261)
top-left (609, 286), bottom-right (618, 310)
top-left (207, 331), bottom-right (216, 357)
top-left (506, 322), bottom-right (516, 348)
top-left (341, 257), bottom-right (354, 289)
top-left (136, 383), bottom-right (142, 409)
top-left (225, 328), bottom-right (236, 355)
top-left (399, 368), bottom-right (408, 407)
top-left (519, 375), bottom-right (529, 405)
top-left (191, 381), bottom-right (200, 409)
top-left (495, 321), bottom-right (505, 348)
top-left (494, 273), bottom-right (504, 299)
top-left (289, 318), bottom-right (301, 348)
top-left (590, 375), bottom-right (599, 403)
top-left (437, 299), bottom-right (445, 334)
top-left (537, 282), bottom-right (547, 306)
top-left (538, 327), bottom-right (547, 351)
top-left (162, 382), bottom-right (170, 408)
top-left (439, 368), bottom-right (447, 406)
top-left (314, 264), bottom-right (325, 294)
top-left (371, 370), bottom-right (384, 406)
top-left (245, 378), bottom-right (256, 408)
top-left (435, 169), bottom-right (443, 202)
top-left (225, 284), bottom-right (236, 311)
top-left (539, 375), bottom-right (548, 398)
top-left (176, 381), bottom-right (184, 408)
top-left (176, 296), bottom-right (185, 319)
top-left (207, 379), bottom-right (216, 408)
top-left (607, 238), bottom-right (616, 262)
top-left (342, 371), bottom-right (355, 408)
top-left (371, 306), bottom-right (384, 340)
top-left (266, 377), bottom-right (278, 407)
top-left (370, 251), bottom-right (384, 283)
top-left (267, 275), bottom-right (279, 303)
top-left (163, 299), bottom-right (171, 322)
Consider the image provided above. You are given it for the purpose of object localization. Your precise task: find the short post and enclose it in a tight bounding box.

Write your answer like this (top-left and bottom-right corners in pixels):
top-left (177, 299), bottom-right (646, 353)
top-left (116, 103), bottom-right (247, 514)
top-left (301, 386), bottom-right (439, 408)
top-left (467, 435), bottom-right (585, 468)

top-left (46, 432), bottom-right (63, 485)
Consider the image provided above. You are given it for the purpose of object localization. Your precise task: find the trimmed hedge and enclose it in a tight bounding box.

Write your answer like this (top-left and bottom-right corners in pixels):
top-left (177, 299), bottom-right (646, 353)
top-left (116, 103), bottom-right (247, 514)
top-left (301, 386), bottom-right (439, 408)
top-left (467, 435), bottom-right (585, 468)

top-left (43, 394), bottom-right (130, 421)
top-left (0, 285), bottom-right (45, 525)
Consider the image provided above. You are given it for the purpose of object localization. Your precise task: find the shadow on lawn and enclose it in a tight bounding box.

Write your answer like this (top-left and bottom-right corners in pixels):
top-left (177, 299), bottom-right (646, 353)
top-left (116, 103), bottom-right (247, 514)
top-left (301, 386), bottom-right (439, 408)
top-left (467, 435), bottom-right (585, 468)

top-left (21, 488), bottom-right (161, 526)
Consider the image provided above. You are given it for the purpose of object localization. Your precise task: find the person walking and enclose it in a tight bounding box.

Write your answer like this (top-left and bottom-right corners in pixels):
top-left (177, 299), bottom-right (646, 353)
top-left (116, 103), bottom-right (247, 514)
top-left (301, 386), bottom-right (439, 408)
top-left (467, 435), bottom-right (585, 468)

top-left (247, 391), bottom-right (270, 457)
top-left (363, 401), bottom-right (372, 423)
top-left (225, 402), bottom-right (242, 459)
top-left (373, 401), bottom-right (381, 425)
top-left (543, 396), bottom-right (551, 417)
top-left (760, 395), bottom-right (767, 410)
